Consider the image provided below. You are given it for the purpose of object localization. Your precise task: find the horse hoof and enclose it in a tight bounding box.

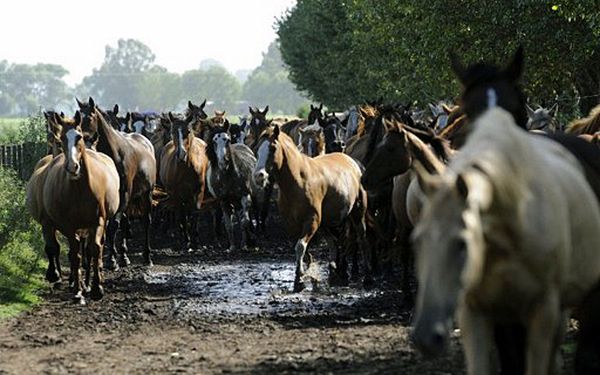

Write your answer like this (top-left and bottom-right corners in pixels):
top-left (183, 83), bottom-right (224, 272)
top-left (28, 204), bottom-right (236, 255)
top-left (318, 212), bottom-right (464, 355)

top-left (73, 291), bottom-right (86, 305)
top-left (144, 257), bottom-right (154, 267)
top-left (90, 286), bottom-right (104, 301)
top-left (45, 269), bottom-right (60, 283)
top-left (293, 281), bottom-right (306, 293)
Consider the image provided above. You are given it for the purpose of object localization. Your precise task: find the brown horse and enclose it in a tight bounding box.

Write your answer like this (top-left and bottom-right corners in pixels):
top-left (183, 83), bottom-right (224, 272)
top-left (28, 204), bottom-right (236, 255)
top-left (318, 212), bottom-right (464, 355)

top-left (78, 98), bottom-right (157, 268)
top-left (26, 112), bottom-right (120, 303)
top-left (253, 126), bottom-right (371, 291)
top-left (43, 111), bottom-right (64, 156)
top-left (566, 104), bottom-right (600, 135)
top-left (297, 123), bottom-right (326, 157)
top-left (159, 112), bottom-right (209, 250)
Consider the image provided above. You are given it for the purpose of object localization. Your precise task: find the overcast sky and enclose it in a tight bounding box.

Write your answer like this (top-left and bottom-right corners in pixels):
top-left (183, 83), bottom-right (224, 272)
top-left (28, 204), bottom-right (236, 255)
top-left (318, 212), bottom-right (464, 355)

top-left (0, 0), bottom-right (296, 85)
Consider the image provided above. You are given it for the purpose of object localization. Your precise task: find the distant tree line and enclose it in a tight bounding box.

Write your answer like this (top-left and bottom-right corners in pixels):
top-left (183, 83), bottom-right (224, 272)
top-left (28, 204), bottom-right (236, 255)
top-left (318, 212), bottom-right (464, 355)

top-left (277, 0), bottom-right (600, 115)
top-left (0, 39), bottom-right (308, 117)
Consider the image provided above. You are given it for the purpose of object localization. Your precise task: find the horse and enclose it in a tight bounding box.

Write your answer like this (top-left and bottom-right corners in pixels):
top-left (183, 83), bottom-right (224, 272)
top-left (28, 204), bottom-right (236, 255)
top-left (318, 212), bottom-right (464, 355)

top-left (229, 116), bottom-right (249, 144)
top-left (280, 104), bottom-right (324, 146)
top-left (77, 97), bottom-right (157, 268)
top-left (43, 111), bottom-right (64, 156)
top-left (206, 123), bottom-right (258, 251)
top-left (411, 107), bottom-right (600, 375)
top-left (297, 123), bottom-right (326, 157)
top-left (318, 114), bottom-right (347, 153)
top-left (253, 125), bottom-right (372, 291)
top-left (159, 112), bottom-right (209, 250)
top-left (26, 111), bottom-right (120, 304)
top-left (526, 103), bottom-right (560, 133)
top-left (362, 118), bottom-right (452, 302)
top-left (566, 103), bottom-right (600, 135)
top-left (245, 106), bottom-right (271, 149)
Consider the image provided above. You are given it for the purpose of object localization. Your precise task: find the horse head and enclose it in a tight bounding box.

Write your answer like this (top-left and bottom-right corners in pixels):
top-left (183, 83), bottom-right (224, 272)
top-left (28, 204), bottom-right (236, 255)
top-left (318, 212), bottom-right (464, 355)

top-left (318, 115), bottom-right (346, 153)
top-left (526, 103), bottom-right (559, 133)
top-left (450, 46), bottom-right (527, 128)
top-left (55, 111), bottom-right (87, 179)
top-left (207, 122), bottom-right (233, 170)
top-left (169, 112), bottom-right (195, 163)
top-left (307, 103), bottom-right (324, 125)
top-left (247, 106), bottom-right (271, 149)
top-left (298, 123), bottom-right (325, 157)
top-left (253, 125), bottom-right (281, 188)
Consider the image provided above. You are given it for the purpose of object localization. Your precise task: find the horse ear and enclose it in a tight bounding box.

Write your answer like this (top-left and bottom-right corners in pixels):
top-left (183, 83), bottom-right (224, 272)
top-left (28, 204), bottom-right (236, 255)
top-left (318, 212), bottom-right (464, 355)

top-left (503, 46), bottom-right (524, 82)
top-left (318, 103), bottom-right (323, 111)
top-left (88, 97), bottom-right (96, 108)
top-left (125, 112), bottom-right (131, 124)
top-left (168, 112), bottom-right (176, 123)
top-left (249, 106), bottom-right (255, 115)
top-left (310, 104), bottom-right (315, 111)
top-left (74, 111), bottom-right (82, 126)
top-left (449, 51), bottom-right (467, 84)
top-left (526, 104), bottom-right (535, 118)
top-left (76, 97), bottom-right (85, 109)
top-left (263, 106), bottom-right (269, 115)
top-left (273, 124), bottom-right (280, 138)
top-left (414, 161), bottom-right (443, 196)
top-left (51, 112), bottom-right (63, 128)
top-left (223, 120), bottom-right (230, 132)
top-left (200, 99), bottom-right (207, 109)
top-left (549, 103), bottom-right (558, 117)
top-left (113, 104), bottom-right (119, 115)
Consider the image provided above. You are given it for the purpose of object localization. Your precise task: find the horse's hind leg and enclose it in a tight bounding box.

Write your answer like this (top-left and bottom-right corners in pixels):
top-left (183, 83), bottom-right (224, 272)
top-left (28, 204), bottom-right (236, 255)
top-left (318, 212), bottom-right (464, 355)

top-left (178, 208), bottom-right (192, 252)
top-left (118, 214), bottom-right (131, 267)
top-left (349, 188), bottom-right (374, 288)
top-left (104, 214), bottom-right (121, 271)
top-left (142, 193), bottom-right (153, 266)
top-left (42, 225), bottom-right (61, 284)
top-left (221, 203), bottom-right (237, 251)
top-left (240, 195), bottom-right (253, 249)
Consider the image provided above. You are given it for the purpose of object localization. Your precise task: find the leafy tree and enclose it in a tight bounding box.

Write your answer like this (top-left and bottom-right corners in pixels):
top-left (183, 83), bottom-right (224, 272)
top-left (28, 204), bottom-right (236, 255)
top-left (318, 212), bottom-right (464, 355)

top-left (278, 0), bottom-right (600, 115)
top-left (242, 41), bottom-right (309, 114)
top-left (181, 65), bottom-right (241, 110)
top-left (138, 66), bottom-right (182, 111)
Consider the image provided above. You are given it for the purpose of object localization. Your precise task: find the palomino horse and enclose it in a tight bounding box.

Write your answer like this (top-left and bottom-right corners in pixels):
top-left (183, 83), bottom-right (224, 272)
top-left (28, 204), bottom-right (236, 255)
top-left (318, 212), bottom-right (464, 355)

top-left (566, 103), bottom-right (600, 135)
top-left (206, 123), bottom-right (257, 250)
top-left (253, 126), bottom-right (371, 292)
top-left (159, 112), bottom-right (209, 250)
top-left (526, 103), bottom-right (560, 133)
top-left (411, 107), bottom-right (600, 375)
top-left (362, 118), bottom-right (452, 303)
top-left (78, 98), bottom-right (156, 268)
top-left (26, 112), bottom-right (120, 303)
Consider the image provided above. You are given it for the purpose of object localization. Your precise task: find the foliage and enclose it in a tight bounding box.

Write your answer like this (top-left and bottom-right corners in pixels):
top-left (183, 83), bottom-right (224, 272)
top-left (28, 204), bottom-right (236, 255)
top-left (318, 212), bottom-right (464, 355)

top-left (182, 65), bottom-right (242, 110)
top-left (243, 41), bottom-right (309, 115)
top-left (0, 61), bottom-right (71, 117)
top-left (0, 168), bottom-right (45, 318)
top-left (277, 0), bottom-right (600, 115)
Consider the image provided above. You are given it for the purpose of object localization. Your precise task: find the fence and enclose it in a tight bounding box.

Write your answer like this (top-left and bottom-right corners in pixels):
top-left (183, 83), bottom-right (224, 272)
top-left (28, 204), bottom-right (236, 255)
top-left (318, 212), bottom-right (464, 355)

top-left (0, 142), bottom-right (46, 180)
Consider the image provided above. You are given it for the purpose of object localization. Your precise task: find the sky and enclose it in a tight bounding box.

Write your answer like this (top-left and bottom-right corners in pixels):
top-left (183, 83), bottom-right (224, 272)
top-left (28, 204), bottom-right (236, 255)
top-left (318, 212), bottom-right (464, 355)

top-left (0, 0), bottom-right (297, 85)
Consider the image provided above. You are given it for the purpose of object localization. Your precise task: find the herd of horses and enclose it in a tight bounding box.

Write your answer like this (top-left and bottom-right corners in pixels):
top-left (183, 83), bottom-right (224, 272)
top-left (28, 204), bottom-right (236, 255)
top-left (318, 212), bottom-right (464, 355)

top-left (24, 46), bottom-right (600, 374)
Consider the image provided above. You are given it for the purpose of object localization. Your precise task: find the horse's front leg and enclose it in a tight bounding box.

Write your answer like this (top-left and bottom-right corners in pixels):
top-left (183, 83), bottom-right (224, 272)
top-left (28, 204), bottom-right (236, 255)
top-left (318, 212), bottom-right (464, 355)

top-left (349, 188), bottom-right (374, 288)
top-left (89, 217), bottom-right (106, 301)
top-left (293, 213), bottom-right (320, 292)
top-left (142, 192), bottom-right (153, 266)
top-left (240, 194), bottom-right (253, 250)
top-left (104, 214), bottom-right (121, 271)
top-left (67, 235), bottom-right (85, 304)
top-left (42, 225), bottom-right (61, 284)
top-left (526, 291), bottom-right (561, 375)
top-left (221, 202), bottom-right (236, 252)
top-left (178, 207), bottom-right (192, 252)
top-left (457, 303), bottom-right (495, 375)
top-left (118, 213), bottom-right (131, 267)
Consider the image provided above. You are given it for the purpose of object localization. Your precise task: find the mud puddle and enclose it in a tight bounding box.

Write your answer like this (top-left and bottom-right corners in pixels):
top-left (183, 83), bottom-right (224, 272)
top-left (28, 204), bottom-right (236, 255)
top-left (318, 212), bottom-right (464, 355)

top-left (144, 260), bottom-right (387, 318)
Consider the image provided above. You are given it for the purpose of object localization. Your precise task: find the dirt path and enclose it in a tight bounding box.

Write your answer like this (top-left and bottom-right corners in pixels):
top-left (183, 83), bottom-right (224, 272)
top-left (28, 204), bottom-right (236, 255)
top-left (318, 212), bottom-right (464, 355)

top-left (0, 221), bottom-right (575, 374)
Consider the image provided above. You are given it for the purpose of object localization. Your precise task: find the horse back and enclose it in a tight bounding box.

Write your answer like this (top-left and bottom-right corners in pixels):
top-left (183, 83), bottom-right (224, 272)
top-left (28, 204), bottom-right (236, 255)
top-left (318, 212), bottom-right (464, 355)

top-left (26, 154), bottom-right (54, 223)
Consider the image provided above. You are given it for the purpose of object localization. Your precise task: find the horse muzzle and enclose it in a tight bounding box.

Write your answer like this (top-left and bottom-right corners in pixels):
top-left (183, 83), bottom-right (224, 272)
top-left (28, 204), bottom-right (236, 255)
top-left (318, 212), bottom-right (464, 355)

top-left (411, 319), bottom-right (449, 358)
top-left (66, 163), bottom-right (81, 179)
top-left (253, 169), bottom-right (269, 188)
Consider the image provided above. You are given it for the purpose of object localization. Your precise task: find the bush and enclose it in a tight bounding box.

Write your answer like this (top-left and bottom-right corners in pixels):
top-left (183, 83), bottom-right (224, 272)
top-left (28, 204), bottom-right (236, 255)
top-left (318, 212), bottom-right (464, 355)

top-left (296, 104), bottom-right (310, 119)
top-left (0, 168), bottom-right (45, 318)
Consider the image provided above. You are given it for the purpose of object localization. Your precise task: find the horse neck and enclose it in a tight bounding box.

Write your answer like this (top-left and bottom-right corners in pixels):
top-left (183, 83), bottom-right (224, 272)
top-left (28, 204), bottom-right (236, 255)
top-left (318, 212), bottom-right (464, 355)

top-left (406, 132), bottom-right (446, 175)
top-left (96, 116), bottom-right (122, 161)
top-left (275, 134), bottom-right (311, 191)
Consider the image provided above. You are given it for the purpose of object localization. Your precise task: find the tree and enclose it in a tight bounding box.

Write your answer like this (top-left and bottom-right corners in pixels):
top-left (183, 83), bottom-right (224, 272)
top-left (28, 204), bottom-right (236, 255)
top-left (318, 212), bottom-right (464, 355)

top-left (277, 0), bottom-right (600, 115)
top-left (242, 41), bottom-right (309, 114)
top-left (138, 66), bottom-right (182, 111)
top-left (77, 39), bottom-right (157, 110)
top-left (181, 65), bottom-right (241, 110)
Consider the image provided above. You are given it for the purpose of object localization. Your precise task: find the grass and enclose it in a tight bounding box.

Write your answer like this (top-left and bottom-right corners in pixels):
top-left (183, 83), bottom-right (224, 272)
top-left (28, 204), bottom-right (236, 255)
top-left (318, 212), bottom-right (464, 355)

top-left (0, 168), bottom-right (46, 319)
top-left (0, 118), bottom-right (27, 143)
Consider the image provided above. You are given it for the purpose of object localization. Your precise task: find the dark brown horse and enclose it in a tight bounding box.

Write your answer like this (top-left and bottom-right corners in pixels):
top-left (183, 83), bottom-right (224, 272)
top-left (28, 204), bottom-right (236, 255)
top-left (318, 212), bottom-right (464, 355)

top-left (159, 112), bottom-right (209, 250)
top-left (78, 98), bottom-right (157, 268)
top-left (26, 112), bottom-right (120, 303)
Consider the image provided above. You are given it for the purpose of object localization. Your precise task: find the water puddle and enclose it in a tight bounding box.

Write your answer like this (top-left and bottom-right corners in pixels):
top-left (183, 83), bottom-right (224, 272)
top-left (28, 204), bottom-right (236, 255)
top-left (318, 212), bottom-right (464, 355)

top-left (144, 261), bottom-right (384, 317)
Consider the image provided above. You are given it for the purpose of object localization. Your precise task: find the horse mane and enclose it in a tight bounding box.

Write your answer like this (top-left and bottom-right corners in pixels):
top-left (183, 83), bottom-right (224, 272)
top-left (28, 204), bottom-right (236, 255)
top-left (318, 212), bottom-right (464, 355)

top-left (356, 105), bottom-right (379, 137)
top-left (404, 125), bottom-right (453, 164)
top-left (567, 104), bottom-right (600, 135)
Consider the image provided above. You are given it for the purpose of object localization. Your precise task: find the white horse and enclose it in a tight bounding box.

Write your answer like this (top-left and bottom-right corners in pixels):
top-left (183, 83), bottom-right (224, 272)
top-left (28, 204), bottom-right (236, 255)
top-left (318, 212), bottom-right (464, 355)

top-left (411, 107), bottom-right (600, 375)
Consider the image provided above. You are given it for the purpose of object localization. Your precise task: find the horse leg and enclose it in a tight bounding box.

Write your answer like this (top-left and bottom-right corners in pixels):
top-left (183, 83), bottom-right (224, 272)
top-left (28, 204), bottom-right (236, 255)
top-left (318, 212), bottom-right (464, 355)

top-left (142, 193), bottom-right (153, 266)
top-left (240, 194), bottom-right (253, 249)
top-left (221, 202), bottom-right (236, 251)
top-left (525, 291), bottom-right (561, 375)
top-left (349, 188), bottom-right (374, 288)
top-left (212, 207), bottom-right (223, 238)
top-left (260, 180), bottom-right (274, 232)
top-left (327, 228), bottom-right (348, 286)
top-left (89, 218), bottom-right (106, 301)
top-left (83, 237), bottom-right (93, 293)
top-left (293, 214), bottom-right (320, 292)
top-left (104, 214), bottom-right (120, 271)
top-left (118, 213), bottom-right (131, 267)
top-left (178, 208), bottom-right (192, 252)
top-left (457, 304), bottom-right (494, 374)
top-left (67, 235), bottom-right (85, 304)
top-left (399, 226), bottom-right (414, 304)
top-left (42, 225), bottom-right (61, 284)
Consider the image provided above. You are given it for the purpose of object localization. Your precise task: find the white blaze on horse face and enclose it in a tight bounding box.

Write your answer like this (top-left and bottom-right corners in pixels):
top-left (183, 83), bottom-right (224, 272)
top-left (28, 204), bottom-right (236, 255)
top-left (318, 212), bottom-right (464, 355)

top-left (253, 139), bottom-right (271, 188)
top-left (177, 128), bottom-right (187, 161)
top-left (133, 121), bottom-right (145, 134)
top-left (487, 88), bottom-right (498, 109)
top-left (307, 137), bottom-right (315, 156)
top-left (255, 118), bottom-right (260, 125)
top-left (66, 129), bottom-right (80, 176)
top-left (213, 133), bottom-right (230, 169)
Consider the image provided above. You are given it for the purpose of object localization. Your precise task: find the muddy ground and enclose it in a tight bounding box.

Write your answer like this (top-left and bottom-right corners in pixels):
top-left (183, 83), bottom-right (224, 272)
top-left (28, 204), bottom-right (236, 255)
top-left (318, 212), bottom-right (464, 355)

top-left (0, 215), bottom-right (577, 374)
